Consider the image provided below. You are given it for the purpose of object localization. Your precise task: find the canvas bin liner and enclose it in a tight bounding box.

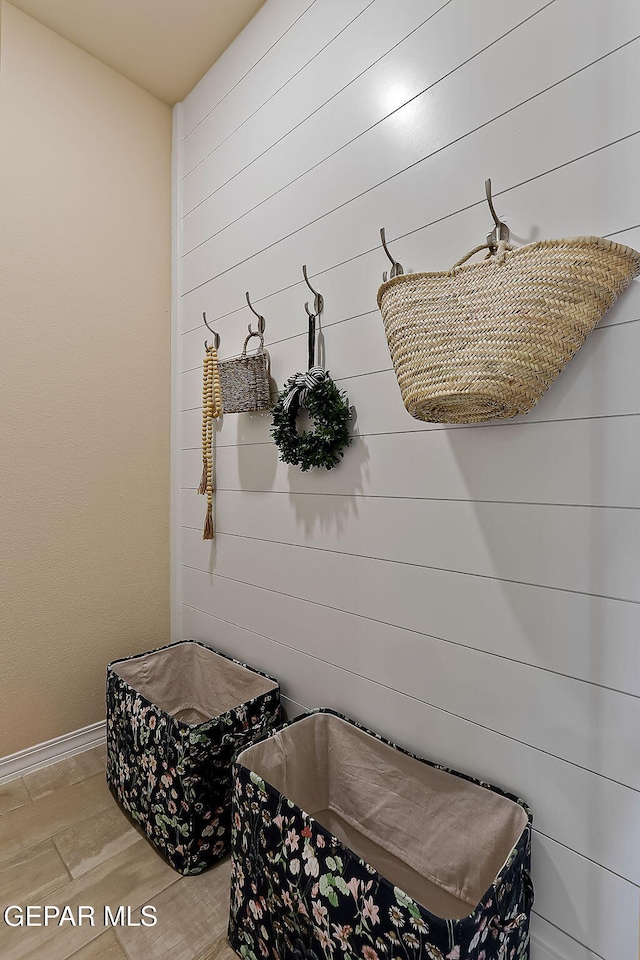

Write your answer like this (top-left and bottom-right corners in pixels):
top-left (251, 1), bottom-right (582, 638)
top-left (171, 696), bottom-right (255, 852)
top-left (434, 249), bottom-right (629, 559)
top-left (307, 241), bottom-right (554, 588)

top-left (229, 709), bottom-right (533, 960)
top-left (106, 639), bottom-right (280, 875)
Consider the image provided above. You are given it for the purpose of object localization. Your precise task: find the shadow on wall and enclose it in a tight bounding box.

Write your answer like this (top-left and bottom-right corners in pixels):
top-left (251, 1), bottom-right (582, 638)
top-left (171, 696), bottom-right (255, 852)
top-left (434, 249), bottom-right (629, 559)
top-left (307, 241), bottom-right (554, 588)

top-left (232, 400), bottom-right (369, 539)
top-left (203, 536), bottom-right (217, 577)
top-left (443, 385), bottom-right (627, 893)
top-left (444, 378), bottom-right (615, 788)
top-left (236, 425), bottom-right (278, 492)
top-left (287, 411), bottom-right (369, 538)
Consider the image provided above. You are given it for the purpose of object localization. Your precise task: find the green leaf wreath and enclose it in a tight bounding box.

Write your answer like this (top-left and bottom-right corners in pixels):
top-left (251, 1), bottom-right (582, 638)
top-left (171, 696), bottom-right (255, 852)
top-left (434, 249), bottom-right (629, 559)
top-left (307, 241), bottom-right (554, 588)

top-left (271, 370), bottom-right (351, 471)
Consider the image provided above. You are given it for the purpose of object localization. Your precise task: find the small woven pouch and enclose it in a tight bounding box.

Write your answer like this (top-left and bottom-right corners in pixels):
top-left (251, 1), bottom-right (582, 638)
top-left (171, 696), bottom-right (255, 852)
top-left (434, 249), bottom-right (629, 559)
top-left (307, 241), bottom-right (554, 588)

top-left (218, 331), bottom-right (271, 414)
top-left (377, 235), bottom-right (640, 424)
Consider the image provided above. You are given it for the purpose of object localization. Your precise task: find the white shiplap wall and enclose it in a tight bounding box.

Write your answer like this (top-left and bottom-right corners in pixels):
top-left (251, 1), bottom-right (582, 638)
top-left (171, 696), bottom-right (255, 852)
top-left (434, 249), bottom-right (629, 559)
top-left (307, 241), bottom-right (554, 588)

top-left (172, 2), bottom-right (640, 958)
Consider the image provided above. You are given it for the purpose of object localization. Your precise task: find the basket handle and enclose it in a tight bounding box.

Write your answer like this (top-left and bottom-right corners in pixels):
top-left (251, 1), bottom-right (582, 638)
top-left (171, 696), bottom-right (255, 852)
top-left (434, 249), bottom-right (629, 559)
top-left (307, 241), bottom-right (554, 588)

top-left (241, 330), bottom-right (265, 357)
top-left (450, 239), bottom-right (514, 274)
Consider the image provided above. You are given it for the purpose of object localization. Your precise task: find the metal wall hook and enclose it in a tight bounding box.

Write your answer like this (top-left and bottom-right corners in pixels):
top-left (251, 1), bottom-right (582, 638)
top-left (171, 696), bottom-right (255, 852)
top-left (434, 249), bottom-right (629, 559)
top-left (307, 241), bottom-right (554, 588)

top-left (304, 301), bottom-right (315, 319)
top-left (203, 311), bottom-right (220, 350)
top-left (380, 227), bottom-right (404, 282)
top-left (302, 265), bottom-right (324, 316)
top-left (485, 178), bottom-right (510, 251)
top-left (245, 291), bottom-right (266, 336)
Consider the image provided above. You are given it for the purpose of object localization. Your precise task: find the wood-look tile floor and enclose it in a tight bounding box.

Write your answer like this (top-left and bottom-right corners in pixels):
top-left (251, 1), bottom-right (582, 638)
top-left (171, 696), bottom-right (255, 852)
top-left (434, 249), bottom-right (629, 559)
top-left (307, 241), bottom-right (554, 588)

top-left (0, 746), bottom-right (236, 960)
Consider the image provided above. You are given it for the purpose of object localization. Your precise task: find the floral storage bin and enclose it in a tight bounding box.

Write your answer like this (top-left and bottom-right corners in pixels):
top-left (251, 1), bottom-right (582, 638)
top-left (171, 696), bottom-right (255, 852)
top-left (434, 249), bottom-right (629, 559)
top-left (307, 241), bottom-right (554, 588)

top-left (229, 710), bottom-right (533, 960)
top-left (106, 639), bottom-right (280, 876)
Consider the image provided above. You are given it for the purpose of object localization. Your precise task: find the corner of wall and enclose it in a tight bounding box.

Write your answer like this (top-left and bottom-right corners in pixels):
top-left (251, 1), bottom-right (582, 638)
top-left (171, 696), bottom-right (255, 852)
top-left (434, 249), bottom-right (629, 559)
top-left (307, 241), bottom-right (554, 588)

top-left (170, 98), bottom-right (183, 643)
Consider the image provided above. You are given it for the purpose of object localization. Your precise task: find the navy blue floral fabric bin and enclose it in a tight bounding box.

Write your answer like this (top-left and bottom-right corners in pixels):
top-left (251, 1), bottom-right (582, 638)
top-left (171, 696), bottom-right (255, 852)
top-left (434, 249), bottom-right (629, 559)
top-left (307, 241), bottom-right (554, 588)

top-left (106, 639), bottom-right (281, 875)
top-left (229, 709), bottom-right (533, 960)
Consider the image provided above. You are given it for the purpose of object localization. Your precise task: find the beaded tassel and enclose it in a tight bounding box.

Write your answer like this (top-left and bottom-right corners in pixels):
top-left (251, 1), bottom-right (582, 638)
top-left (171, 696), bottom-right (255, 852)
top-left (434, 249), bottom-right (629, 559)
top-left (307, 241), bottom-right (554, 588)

top-left (199, 344), bottom-right (223, 539)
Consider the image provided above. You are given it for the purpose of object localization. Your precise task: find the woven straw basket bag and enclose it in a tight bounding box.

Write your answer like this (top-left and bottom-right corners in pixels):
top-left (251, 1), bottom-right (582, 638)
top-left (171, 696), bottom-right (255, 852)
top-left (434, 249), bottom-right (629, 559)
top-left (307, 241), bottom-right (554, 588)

top-left (377, 236), bottom-right (640, 424)
top-left (218, 330), bottom-right (271, 414)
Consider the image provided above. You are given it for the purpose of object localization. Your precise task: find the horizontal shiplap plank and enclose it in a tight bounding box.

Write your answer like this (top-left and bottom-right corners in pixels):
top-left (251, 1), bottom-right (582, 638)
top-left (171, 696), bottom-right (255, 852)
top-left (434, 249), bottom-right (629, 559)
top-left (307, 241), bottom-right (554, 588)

top-left (180, 5), bottom-right (640, 294)
top-left (180, 414), bottom-right (640, 508)
top-left (180, 487), bottom-right (640, 604)
top-left (614, 224), bottom-right (640, 251)
top-left (181, 0), bottom-right (452, 215)
top-left (179, 306), bottom-right (640, 436)
top-left (178, 318), bottom-right (640, 457)
top-left (182, 0), bottom-right (375, 174)
top-left (531, 833), bottom-right (638, 960)
top-left (531, 914), bottom-right (603, 960)
top-left (178, 163), bottom-right (640, 402)
top-left (178, 602), bottom-right (640, 960)
top-left (180, 525), bottom-right (640, 700)
top-left (181, 0), bottom-right (544, 244)
top-left (182, 0), bottom-right (640, 245)
top-left (181, 0), bottom-right (318, 136)
top-left (179, 76), bottom-right (640, 343)
top-left (179, 404), bottom-right (273, 448)
top-left (180, 565), bottom-right (640, 841)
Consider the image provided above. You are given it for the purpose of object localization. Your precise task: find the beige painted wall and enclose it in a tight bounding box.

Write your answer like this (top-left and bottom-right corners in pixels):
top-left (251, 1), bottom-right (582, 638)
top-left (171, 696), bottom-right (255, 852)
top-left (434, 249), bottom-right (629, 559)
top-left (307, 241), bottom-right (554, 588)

top-left (0, 1), bottom-right (172, 755)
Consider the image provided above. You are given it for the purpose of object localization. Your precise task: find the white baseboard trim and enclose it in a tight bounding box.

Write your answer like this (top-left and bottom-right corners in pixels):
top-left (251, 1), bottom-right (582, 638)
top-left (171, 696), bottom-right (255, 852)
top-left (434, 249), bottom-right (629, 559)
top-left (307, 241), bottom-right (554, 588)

top-left (0, 720), bottom-right (106, 786)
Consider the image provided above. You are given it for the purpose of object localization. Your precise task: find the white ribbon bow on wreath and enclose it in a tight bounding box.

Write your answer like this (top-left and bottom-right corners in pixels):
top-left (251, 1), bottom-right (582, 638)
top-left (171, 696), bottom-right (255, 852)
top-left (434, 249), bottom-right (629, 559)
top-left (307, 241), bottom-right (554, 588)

top-left (282, 365), bottom-right (326, 411)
